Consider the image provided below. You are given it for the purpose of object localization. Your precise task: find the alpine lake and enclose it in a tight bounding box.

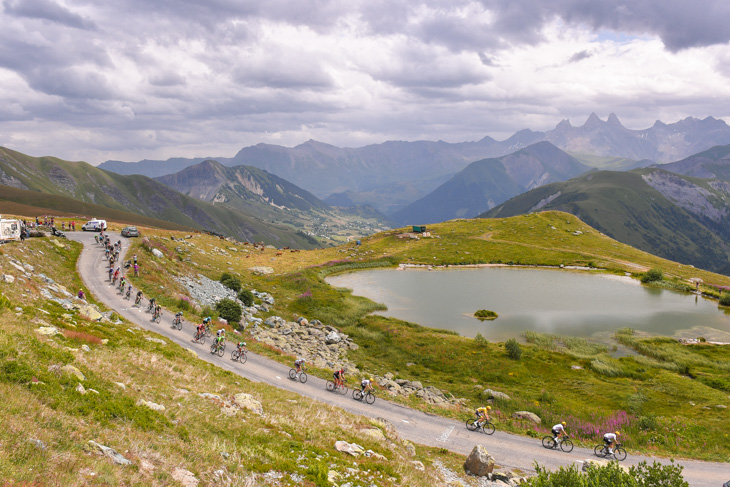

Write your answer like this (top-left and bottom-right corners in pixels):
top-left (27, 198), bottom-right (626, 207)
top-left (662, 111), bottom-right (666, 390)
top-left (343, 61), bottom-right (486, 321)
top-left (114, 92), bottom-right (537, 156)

top-left (326, 266), bottom-right (730, 346)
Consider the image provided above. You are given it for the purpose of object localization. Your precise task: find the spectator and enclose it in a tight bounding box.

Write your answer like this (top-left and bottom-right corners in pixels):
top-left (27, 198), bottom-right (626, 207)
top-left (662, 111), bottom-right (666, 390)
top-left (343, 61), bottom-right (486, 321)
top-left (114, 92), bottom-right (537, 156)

top-left (133, 263), bottom-right (139, 276)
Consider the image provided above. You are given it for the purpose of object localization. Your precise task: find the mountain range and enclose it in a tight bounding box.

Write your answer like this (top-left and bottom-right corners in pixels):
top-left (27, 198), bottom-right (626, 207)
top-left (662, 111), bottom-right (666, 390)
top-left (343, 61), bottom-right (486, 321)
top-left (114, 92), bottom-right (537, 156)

top-left (483, 163), bottom-right (730, 275)
top-left (390, 142), bottom-right (590, 225)
top-left (0, 147), bottom-right (319, 248)
top-left (99, 114), bottom-right (730, 214)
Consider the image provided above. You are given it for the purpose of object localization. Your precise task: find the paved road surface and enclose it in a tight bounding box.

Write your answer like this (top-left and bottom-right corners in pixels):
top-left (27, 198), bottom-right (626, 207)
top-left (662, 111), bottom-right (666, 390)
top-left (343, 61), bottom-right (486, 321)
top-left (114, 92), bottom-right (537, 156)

top-left (71, 232), bottom-right (726, 486)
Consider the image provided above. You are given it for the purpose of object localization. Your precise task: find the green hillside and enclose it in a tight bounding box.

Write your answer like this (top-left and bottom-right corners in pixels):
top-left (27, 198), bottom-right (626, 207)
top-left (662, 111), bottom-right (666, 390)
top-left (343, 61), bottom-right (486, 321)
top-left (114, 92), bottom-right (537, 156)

top-left (483, 169), bottom-right (730, 275)
top-left (0, 147), bottom-right (319, 248)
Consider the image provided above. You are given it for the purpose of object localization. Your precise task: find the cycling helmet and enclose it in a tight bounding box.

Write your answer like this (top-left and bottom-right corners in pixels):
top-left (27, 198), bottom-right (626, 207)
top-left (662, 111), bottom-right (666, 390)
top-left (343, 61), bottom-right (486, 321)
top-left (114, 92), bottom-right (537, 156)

top-left (369, 377), bottom-right (374, 381)
top-left (615, 431), bottom-right (620, 436)
top-left (243, 342), bottom-right (246, 346)
top-left (561, 422), bottom-right (566, 426)
top-left (487, 406), bottom-right (492, 410)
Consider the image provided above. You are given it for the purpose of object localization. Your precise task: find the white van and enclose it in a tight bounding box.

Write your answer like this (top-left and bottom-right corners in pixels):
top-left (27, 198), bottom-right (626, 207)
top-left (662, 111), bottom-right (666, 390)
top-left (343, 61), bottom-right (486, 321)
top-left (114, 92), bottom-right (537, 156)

top-left (82, 218), bottom-right (107, 232)
top-left (0, 217), bottom-right (21, 242)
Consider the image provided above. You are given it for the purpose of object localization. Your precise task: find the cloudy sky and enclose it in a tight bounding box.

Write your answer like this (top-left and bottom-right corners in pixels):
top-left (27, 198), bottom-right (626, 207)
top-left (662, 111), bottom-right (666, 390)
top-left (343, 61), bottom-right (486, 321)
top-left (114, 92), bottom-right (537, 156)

top-left (1, 0), bottom-right (729, 164)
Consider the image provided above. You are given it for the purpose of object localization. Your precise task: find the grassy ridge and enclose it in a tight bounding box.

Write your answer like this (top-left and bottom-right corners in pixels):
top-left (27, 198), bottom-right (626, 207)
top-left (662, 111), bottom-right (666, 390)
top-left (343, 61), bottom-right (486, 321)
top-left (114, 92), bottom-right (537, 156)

top-left (0, 239), bottom-right (466, 485)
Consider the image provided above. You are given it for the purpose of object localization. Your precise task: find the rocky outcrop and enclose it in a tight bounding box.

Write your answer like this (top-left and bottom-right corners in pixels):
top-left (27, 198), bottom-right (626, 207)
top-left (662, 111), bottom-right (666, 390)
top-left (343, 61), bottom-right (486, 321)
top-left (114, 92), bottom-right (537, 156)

top-left (374, 374), bottom-right (465, 406)
top-left (482, 388), bottom-right (511, 401)
top-left (232, 393), bottom-right (263, 416)
top-left (463, 445), bottom-right (495, 476)
top-left (512, 411), bottom-right (541, 424)
top-left (87, 440), bottom-right (132, 466)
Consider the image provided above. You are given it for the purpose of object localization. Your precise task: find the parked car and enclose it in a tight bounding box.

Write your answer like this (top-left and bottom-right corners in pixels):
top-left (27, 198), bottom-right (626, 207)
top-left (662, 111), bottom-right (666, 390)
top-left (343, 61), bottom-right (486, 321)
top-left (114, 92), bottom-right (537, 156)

top-left (81, 218), bottom-right (107, 231)
top-left (121, 226), bottom-right (140, 237)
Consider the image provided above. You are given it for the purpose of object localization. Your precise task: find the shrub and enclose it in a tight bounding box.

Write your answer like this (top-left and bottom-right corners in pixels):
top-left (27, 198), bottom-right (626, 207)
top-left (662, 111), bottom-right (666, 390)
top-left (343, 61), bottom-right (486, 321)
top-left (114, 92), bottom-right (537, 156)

top-left (238, 289), bottom-right (254, 307)
top-left (215, 298), bottom-right (242, 323)
top-left (474, 333), bottom-right (488, 345)
top-left (640, 268), bottom-right (663, 283)
top-left (177, 296), bottom-right (193, 312)
top-left (719, 292), bottom-right (730, 307)
top-left (219, 272), bottom-right (241, 292)
top-left (505, 339), bottom-right (522, 360)
top-left (526, 460), bottom-right (688, 486)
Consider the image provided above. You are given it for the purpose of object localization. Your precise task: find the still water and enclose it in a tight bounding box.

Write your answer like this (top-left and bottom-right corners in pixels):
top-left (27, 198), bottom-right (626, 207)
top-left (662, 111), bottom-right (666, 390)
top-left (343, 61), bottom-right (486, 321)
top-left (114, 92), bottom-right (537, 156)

top-left (326, 267), bottom-right (730, 341)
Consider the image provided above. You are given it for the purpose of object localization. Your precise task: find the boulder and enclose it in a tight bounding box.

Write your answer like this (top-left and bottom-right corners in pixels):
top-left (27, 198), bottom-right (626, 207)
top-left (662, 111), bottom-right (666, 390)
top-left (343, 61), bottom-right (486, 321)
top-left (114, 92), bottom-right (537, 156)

top-left (75, 304), bottom-right (103, 321)
top-left (409, 380), bottom-right (423, 390)
top-left (325, 331), bottom-right (342, 344)
top-left (411, 461), bottom-right (425, 471)
top-left (482, 388), bottom-right (511, 401)
top-left (151, 249), bottom-right (164, 258)
top-left (87, 440), bottom-right (132, 466)
top-left (36, 326), bottom-right (60, 336)
top-left (233, 392), bottom-right (264, 415)
top-left (249, 266), bottom-right (274, 275)
top-left (373, 417), bottom-right (399, 440)
top-left (582, 459), bottom-right (609, 472)
top-left (137, 399), bottom-right (166, 412)
top-left (463, 445), bottom-right (495, 476)
top-left (512, 411), bottom-right (541, 424)
top-left (402, 440), bottom-right (416, 457)
top-left (1, 274), bottom-right (14, 283)
top-left (335, 440), bottom-right (365, 457)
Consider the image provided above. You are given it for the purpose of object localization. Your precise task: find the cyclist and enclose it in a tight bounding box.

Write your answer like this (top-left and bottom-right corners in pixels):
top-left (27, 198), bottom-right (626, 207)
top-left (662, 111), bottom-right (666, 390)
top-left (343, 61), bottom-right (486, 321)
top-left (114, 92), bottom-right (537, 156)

top-left (195, 322), bottom-right (206, 340)
top-left (603, 431), bottom-right (620, 454)
top-left (154, 304), bottom-right (162, 320)
top-left (294, 358), bottom-right (306, 376)
top-left (236, 341), bottom-right (247, 353)
top-left (108, 266), bottom-right (114, 281)
top-left (148, 297), bottom-right (156, 311)
top-left (551, 422), bottom-right (567, 447)
top-left (216, 328), bottom-right (226, 339)
top-left (113, 266), bottom-right (120, 280)
top-left (475, 405), bottom-right (491, 425)
top-left (360, 377), bottom-right (374, 395)
top-left (203, 316), bottom-right (212, 325)
top-left (119, 276), bottom-right (126, 289)
top-left (333, 368), bottom-right (345, 387)
top-left (214, 333), bottom-right (225, 351)
top-left (126, 284), bottom-right (133, 298)
top-left (174, 311), bottom-right (183, 324)
top-left (135, 290), bottom-right (143, 306)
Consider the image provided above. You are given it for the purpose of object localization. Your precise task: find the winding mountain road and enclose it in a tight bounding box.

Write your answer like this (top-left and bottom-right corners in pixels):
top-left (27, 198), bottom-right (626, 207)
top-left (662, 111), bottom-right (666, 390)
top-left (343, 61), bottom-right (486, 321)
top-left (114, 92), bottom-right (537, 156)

top-left (71, 232), bottom-right (726, 486)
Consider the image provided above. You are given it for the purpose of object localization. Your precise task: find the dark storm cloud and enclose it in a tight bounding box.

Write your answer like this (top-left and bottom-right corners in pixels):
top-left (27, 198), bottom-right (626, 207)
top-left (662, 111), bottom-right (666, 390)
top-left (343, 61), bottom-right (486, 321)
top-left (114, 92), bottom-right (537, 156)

top-left (4, 0), bottom-right (95, 29)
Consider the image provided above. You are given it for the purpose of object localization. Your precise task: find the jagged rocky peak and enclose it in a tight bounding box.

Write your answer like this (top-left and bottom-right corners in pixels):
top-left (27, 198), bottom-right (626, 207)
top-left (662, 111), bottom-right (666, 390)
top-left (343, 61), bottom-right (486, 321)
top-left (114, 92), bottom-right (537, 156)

top-left (606, 113), bottom-right (623, 126)
top-left (555, 119), bottom-right (573, 130)
top-left (583, 112), bottom-right (604, 127)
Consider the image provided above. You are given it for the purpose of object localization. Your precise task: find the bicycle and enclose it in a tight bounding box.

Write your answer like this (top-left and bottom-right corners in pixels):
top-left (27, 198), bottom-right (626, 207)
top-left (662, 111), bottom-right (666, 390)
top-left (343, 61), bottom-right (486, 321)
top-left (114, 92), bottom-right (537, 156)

top-left (193, 330), bottom-right (206, 344)
top-left (134, 295), bottom-right (142, 307)
top-left (172, 314), bottom-right (183, 330)
top-left (204, 324), bottom-right (212, 338)
top-left (210, 341), bottom-right (225, 357)
top-left (542, 434), bottom-right (574, 452)
top-left (594, 442), bottom-right (627, 461)
top-left (125, 288), bottom-right (132, 300)
top-left (326, 380), bottom-right (348, 395)
top-left (147, 301), bottom-right (155, 313)
top-left (352, 389), bottom-right (376, 404)
top-left (466, 418), bottom-right (496, 435)
top-left (231, 348), bottom-right (248, 364)
top-left (288, 368), bottom-right (308, 383)
top-left (152, 308), bottom-right (162, 323)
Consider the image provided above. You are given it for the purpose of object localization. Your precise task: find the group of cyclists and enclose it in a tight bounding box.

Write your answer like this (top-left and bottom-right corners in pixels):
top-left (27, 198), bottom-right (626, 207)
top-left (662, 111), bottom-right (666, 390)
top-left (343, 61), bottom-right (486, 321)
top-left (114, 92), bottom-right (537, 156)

top-left (470, 409), bottom-right (623, 456)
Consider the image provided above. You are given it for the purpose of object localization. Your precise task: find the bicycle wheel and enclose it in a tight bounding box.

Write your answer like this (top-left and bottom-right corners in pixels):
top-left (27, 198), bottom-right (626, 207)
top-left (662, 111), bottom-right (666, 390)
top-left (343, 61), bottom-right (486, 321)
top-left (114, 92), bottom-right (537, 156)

top-left (482, 422), bottom-right (495, 435)
top-left (210, 344), bottom-right (217, 354)
top-left (339, 384), bottom-right (348, 395)
top-left (239, 352), bottom-right (247, 364)
top-left (353, 390), bottom-right (362, 401)
top-left (560, 439), bottom-right (574, 453)
top-left (199, 335), bottom-right (206, 345)
top-left (231, 350), bottom-right (240, 361)
top-left (217, 345), bottom-right (224, 357)
top-left (289, 369), bottom-right (297, 380)
top-left (466, 419), bottom-right (479, 431)
top-left (542, 436), bottom-right (556, 449)
top-left (613, 447), bottom-right (627, 461)
top-left (365, 392), bottom-right (375, 404)
top-left (594, 445), bottom-right (606, 457)
top-left (155, 314), bottom-right (162, 323)
top-left (299, 372), bottom-right (307, 383)
top-left (176, 320), bottom-right (182, 330)
top-left (326, 381), bottom-right (335, 392)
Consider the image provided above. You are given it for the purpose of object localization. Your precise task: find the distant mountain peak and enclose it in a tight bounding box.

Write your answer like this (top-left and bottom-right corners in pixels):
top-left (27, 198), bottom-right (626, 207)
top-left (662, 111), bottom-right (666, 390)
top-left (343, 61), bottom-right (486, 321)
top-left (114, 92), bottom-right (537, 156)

top-left (607, 113), bottom-right (622, 126)
top-left (584, 112), bottom-right (604, 127)
top-left (556, 119), bottom-right (572, 130)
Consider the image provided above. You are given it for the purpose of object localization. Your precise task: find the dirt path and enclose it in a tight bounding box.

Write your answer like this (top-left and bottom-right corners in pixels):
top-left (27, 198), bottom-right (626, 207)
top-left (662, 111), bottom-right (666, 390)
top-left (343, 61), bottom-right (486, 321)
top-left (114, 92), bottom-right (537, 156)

top-left (71, 232), bottom-right (726, 486)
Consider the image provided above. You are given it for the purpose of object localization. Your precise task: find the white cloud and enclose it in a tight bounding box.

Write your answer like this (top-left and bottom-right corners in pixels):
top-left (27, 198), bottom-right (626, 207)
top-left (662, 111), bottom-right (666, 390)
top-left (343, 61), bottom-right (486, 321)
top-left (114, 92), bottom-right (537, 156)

top-left (0, 0), bottom-right (728, 164)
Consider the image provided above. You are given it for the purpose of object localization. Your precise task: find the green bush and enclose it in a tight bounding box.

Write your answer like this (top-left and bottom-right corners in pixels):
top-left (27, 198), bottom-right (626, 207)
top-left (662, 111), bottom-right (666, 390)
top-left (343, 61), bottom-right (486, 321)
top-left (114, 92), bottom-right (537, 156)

top-left (526, 460), bottom-right (688, 486)
top-left (640, 268), bottom-right (663, 283)
top-left (215, 298), bottom-right (242, 323)
top-left (219, 272), bottom-right (241, 292)
top-left (719, 292), bottom-right (730, 307)
top-left (474, 333), bottom-right (488, 345)
top-left (505, 339), bottom-right (522, 360)
top-left (238, 289), bottom-right (254, 307)
top-left (474, 309), bottom-right (498, 320)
